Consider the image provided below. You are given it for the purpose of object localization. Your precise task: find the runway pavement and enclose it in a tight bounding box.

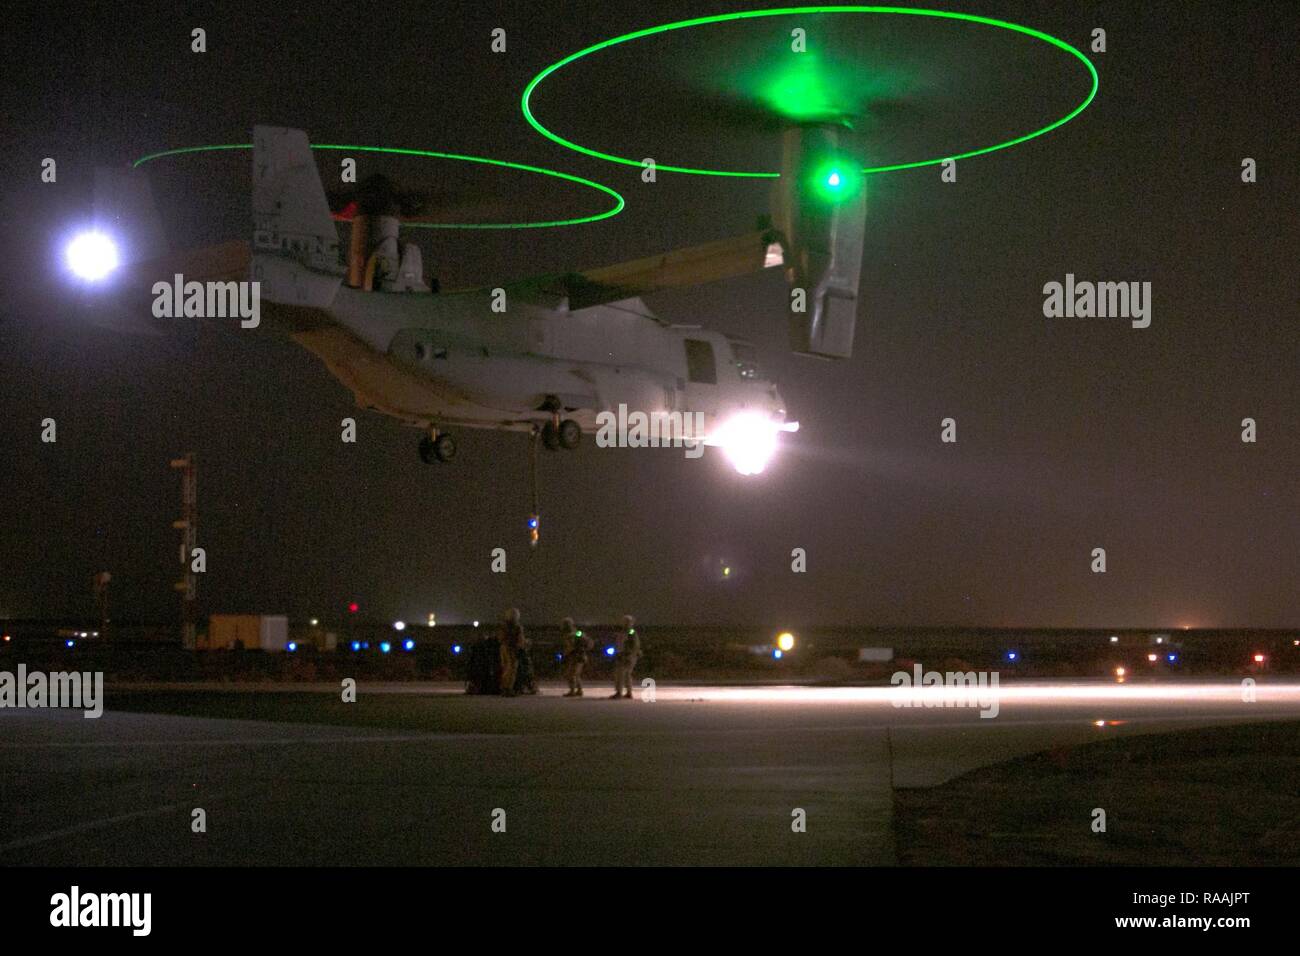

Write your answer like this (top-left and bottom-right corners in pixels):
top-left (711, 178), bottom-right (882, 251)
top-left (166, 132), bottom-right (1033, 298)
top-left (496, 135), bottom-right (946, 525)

top-left (1, 680), bottom-right (1297, 865)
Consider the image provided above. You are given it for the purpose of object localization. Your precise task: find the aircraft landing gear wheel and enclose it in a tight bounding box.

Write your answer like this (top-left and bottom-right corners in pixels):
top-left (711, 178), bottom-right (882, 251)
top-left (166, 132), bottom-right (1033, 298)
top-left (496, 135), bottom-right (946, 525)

top-left (558, 419), bottom-right (581, 450)
top-left (420, 432), bottom-right (457, 463)
top-left (432, 432), bottom-right (457, 462)
top-left (541, 421), bottom-right (562, 451)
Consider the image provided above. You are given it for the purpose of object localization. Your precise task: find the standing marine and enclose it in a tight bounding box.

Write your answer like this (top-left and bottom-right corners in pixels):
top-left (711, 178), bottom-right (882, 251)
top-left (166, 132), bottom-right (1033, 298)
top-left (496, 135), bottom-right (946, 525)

top-left (561, 617), bottom-right (592, 697)
top-left (610, 614), bottom-right (640, 700)
top-left (498, 608), bottom-right (524, 696)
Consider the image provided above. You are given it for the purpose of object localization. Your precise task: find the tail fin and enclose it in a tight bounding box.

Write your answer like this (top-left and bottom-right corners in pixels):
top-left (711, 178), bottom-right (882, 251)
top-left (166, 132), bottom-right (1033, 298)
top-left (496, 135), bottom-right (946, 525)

top-left (251, 126), bottom-right (344, 307)
top-left (93, 166), bottom-right (168, 265)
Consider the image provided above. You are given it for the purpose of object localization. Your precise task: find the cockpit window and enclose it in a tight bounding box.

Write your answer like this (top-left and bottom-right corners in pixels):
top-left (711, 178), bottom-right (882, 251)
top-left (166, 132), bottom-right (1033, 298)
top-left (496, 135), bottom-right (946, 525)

top-left (731, 340), bottom-right (760, 380)
top-left (684, 339), bottom-right (717, 384)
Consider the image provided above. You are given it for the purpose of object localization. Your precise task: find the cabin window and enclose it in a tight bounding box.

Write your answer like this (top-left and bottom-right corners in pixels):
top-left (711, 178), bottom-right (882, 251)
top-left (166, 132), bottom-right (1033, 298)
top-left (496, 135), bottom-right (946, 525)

top-left (684, 339), bottom-right (717, 384)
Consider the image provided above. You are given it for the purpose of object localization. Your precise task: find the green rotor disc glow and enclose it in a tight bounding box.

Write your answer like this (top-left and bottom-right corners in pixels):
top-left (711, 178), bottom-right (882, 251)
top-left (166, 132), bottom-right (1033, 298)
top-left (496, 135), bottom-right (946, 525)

top-left (132, 143), bottom-right (624, 228)
top-left (521, 6), bottom-right (1099, 178)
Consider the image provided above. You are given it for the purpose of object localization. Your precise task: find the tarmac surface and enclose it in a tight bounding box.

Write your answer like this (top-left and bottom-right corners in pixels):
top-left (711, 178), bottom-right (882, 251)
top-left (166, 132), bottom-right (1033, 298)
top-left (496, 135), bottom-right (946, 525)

top-left (2, 679), bottom-right (1298, 865)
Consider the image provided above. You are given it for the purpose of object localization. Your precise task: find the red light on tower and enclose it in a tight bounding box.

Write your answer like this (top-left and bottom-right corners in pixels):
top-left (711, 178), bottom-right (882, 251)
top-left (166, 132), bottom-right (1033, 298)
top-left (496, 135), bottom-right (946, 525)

top-left (348, 602), bottom-right (359, 614)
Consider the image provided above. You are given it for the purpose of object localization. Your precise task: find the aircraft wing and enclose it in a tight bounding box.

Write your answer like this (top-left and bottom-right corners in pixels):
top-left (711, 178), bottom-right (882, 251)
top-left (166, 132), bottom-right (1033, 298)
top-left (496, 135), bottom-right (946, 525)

top-left (535, 229), bottom-right (784, 312)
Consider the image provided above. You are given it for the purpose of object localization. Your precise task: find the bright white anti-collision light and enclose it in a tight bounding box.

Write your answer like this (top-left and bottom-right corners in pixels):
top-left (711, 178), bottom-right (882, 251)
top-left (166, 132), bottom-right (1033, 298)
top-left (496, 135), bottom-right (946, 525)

top-left (65, 231), bottom-right (119, 281)
top-left (709, 412), bottom-right (795, 476)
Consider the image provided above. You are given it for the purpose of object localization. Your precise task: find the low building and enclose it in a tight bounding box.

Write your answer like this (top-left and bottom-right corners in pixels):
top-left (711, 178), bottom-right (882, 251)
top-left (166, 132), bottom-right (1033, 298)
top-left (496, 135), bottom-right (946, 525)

top-left (205, 614), bottom-right (289, 652)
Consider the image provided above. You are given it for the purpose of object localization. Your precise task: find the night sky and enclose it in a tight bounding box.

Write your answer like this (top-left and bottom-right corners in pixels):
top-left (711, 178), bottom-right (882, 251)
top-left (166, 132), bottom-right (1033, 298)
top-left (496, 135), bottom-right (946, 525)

top-left (2, 1), bottom-right (1296, 629)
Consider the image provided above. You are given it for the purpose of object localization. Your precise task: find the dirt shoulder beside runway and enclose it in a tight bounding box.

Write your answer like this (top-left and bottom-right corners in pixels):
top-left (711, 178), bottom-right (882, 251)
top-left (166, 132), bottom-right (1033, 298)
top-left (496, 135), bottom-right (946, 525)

top-left (893, 720), bottom-right (1300, 865)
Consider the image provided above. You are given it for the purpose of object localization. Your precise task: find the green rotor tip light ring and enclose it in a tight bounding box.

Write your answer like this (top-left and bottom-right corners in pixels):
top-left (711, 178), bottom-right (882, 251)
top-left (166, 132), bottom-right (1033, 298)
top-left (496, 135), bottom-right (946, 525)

top-left (132, 143), bottom-right (624, 228)
top-left (521, 5), bottom-right (1099, 178)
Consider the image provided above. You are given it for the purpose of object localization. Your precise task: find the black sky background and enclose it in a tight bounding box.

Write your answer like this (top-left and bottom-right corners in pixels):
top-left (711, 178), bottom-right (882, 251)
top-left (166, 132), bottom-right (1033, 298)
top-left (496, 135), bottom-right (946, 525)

top-left (1, 0), bottom-right (1296, 629)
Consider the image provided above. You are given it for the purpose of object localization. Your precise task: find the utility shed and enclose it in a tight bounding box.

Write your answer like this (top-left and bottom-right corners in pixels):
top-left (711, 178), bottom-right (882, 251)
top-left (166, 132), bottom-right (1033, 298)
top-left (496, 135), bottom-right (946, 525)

top-left (207, 614), bottom-right (289, 651)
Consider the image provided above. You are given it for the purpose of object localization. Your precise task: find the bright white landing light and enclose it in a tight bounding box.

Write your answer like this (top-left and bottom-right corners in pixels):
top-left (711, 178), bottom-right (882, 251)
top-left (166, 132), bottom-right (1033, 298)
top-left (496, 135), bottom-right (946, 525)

top-left (66, 231), bottom-right (119, 281)
top-left (710, 412), bottom-right (797, 476)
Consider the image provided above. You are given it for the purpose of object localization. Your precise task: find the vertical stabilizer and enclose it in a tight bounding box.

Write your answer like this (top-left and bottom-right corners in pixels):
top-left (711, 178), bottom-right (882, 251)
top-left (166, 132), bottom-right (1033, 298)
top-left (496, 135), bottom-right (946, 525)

top-left (93, 166), bottom-right (167, 264)
top-left (251, 126), bottom-right (344, 307)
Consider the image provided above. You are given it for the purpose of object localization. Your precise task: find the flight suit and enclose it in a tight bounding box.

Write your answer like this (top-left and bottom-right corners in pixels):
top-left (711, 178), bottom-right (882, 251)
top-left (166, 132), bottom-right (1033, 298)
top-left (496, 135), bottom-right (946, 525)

top-left (499, 621), bottom-right (523, 695)
top-left (612, 628), bottom-right (641, 699)
top-left (562, 627), bottom-right (591, 696)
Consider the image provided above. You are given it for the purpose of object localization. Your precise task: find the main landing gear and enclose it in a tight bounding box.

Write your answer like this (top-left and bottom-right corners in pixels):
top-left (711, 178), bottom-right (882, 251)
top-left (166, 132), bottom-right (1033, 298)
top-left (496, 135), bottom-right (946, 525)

top-left (538, 396), bottom-right (581, 452)
top-left (418, 429), bottom-right (457, 463)
top-left (540, 414), bottom-right (581, 452)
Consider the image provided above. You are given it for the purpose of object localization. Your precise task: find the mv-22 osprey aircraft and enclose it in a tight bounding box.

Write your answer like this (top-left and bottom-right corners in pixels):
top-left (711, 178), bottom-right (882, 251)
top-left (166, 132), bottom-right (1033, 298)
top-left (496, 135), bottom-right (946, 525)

top-left (81, 124), bottom-right (868, 477)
